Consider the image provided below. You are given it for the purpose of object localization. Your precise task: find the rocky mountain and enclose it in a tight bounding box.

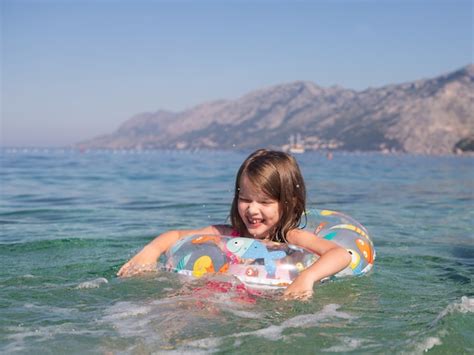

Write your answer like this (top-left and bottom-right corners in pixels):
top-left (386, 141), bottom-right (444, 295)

top-left (78, 64), bottom-right (474, 154)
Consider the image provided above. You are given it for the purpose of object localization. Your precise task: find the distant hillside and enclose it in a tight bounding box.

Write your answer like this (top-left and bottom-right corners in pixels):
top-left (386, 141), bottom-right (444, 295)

top-left (78, 65), bottom-right (474, 154)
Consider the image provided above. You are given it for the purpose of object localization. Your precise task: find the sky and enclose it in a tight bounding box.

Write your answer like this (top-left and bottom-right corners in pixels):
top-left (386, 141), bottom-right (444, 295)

top-left (1, 0), bottom-right (473, 147)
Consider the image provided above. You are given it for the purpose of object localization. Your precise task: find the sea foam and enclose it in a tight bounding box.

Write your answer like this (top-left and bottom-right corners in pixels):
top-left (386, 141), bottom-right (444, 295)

top-left (75, 277), bottom-right (108, 289)
top-left (171, 303), bottom-right (354, 353)
top-left (432, 296), bottom-right (474, 325)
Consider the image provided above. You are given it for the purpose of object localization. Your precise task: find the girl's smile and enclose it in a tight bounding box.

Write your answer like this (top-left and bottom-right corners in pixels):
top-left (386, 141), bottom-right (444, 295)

top-left (237, 175), bottom-right (280, 239)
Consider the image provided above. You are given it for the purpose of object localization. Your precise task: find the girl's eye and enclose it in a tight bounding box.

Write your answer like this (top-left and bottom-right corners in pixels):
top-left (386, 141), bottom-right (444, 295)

top-left (238, 197), bottom-right (251, 203)
top-left (238, 196), bottom-right (275, 205)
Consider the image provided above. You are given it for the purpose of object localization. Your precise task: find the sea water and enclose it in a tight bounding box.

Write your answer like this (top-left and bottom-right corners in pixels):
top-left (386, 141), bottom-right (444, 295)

top-left (1, 149), bottom-right (472, 354)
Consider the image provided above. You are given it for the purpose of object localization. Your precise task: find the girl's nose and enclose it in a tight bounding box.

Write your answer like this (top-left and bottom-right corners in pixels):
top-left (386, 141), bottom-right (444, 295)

top-left (247, 201), bottom-right (259, 214)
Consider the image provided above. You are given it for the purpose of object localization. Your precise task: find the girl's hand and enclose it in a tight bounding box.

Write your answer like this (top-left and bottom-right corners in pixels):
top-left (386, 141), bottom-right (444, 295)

top-left (282, 272), bottom-right (315, 301)
top-left (117, 226), bottom-right (222, 278)
top-left (282, 229), bottom-right (352, 300)
top-left (117, 246), bottom-right (161, 277)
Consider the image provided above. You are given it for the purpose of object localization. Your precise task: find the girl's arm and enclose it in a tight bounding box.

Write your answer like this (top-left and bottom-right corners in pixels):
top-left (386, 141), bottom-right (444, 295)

top-left (117, 225), bottom-right (231, 277)
top-left (283, 229), bottom-right (352, 300)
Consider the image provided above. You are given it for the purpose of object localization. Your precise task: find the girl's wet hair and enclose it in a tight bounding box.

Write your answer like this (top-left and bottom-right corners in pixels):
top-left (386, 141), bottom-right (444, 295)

top-left (230, 149), bottom-right (306, 242)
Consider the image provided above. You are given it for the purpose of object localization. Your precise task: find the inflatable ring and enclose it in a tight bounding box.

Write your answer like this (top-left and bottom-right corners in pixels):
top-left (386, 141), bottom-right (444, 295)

top-left (164, 209), bottom-right (375, 289)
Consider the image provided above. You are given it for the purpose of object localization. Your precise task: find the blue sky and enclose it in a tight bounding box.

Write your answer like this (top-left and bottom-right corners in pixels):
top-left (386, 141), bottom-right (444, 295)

top-left (1, 0), bottom-right (472, 147)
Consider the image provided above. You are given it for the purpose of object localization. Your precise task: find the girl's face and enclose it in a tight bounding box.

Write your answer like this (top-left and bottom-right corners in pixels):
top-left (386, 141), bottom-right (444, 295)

top-left (237, 175), bottom-right (280, 239)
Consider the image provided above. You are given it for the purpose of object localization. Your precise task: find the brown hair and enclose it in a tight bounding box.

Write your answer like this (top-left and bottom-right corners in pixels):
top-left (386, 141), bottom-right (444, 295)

top-left (230, 149), bottom-right (306, 242)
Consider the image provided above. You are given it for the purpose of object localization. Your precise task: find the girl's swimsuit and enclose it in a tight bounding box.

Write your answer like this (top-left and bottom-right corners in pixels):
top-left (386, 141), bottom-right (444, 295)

top-left (230, 228), bottom-right (240, 237)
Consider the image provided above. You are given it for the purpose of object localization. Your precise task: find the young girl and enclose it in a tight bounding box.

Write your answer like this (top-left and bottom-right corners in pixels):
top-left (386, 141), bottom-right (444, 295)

top-left (118, 149), bottom-right (351, 299)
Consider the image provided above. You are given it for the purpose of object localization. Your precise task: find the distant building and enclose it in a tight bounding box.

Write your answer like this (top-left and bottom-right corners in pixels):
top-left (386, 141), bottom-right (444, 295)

top-left (285, 134), bottom-right (305, 154)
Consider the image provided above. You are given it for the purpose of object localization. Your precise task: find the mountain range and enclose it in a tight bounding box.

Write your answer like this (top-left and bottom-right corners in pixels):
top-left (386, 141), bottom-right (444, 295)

top-left (78, 64), bottom-right (474, 154)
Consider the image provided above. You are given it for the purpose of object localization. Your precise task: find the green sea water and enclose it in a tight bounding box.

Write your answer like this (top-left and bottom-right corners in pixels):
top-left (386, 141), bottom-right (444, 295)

top-left (1, 149), bottom-right (473, 354)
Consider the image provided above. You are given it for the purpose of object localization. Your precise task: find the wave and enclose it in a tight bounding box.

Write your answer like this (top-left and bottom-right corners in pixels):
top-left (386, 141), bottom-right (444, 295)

top-left (401, 296), bottom-right (474, 354)
top-left (431, 296), bottom-right (474, 326)
top-left (172, 304), bottom-right (354, 352)
top-left (413, 336), bottom-right (443, 353)
top-left (1, 237), bottom-right (112, 252)
top-left (75, 277), bottom-right (109, 289)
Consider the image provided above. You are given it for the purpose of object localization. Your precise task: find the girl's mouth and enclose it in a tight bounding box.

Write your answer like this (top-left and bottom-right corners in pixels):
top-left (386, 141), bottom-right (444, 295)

top-left (247, 218), bottom-right (263, 227)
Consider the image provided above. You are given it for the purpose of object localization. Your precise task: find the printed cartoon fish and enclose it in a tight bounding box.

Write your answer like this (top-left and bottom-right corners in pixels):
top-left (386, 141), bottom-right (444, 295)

top-left (226, 238), bottom-right (286, 276)
top-left (192, 255), bottom-right (215, 277)
top-left (245, 267), bottom-right (259, 277)
top-left (356, 238), bottom-right (374, 264)
top-left (347, 249), bottom-right (361, 270)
